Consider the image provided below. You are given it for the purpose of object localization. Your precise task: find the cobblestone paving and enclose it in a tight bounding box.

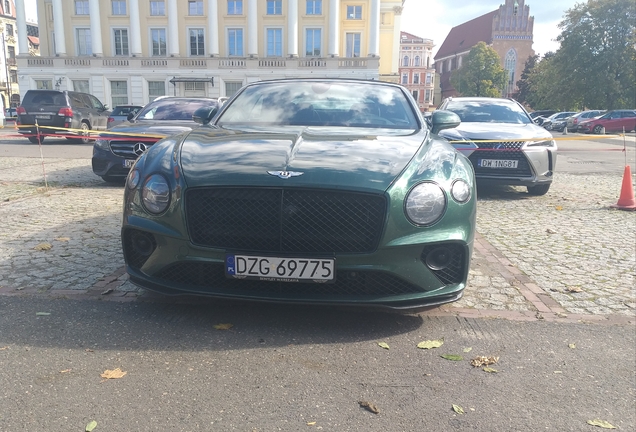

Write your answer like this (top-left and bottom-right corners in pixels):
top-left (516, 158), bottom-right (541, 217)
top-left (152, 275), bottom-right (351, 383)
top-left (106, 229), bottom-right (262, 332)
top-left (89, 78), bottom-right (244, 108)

top-left (0, 157), bottom-right (634, 317)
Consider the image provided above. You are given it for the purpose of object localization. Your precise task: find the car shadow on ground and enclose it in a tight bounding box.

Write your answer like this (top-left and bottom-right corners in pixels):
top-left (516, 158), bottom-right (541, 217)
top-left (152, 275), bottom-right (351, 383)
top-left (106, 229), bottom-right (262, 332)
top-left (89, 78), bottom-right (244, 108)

top-left (475, 183), bottom-right (534, 200)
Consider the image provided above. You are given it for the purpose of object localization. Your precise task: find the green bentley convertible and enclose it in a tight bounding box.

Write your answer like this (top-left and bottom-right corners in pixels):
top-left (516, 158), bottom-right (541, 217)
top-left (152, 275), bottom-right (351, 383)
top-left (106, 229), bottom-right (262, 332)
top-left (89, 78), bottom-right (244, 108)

top-left (122, 78), bottom-right (476, 311)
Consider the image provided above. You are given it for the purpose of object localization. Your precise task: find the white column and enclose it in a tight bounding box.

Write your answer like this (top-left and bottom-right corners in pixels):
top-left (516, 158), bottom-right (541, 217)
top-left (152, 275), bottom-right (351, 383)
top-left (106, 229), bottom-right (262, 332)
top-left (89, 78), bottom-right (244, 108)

top-left (88, 0), bottom-right (103, 56)
top-left (391, 6), bottom-right (402, 74)
top-left (168, 0), bottom-right (180, 56)
top-left (129, 0), bottom-right (142, 56)
top-left (368, 0), bottom-right (380, 56)
top-left (287, 0), bottom-right (298, 57)
top-left (328, 0), bottom-right (339, 57)
top-left (51, 0), bottom-right (66, 56)
top-left (15, 0), bottom-right (28, 54)
top-left (247, 0), bottom-right (258, 57)
top-left (208, 0), bottom-right (219, 56)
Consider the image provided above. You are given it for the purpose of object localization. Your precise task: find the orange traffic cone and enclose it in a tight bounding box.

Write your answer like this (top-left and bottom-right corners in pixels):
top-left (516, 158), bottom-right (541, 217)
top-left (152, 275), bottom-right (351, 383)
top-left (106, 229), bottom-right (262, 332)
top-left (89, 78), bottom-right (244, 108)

top-left (611, 165), bottom-right (636, 210)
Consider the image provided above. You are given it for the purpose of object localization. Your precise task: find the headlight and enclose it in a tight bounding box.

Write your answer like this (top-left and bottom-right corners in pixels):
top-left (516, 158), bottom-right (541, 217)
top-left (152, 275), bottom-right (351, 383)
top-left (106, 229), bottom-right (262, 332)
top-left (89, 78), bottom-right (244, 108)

top-left (142, 174), bottom-right (171, 214)
top-left (526, 139), bottom-right (556, 147)
top-left (94, 138), bottom-right (110, 150)
top-left (451, 179), bottom-right (471, 203)
top-left (405, 182), bottom-right (447, 226)
top-left (127, 169), bottom-right (140, 189)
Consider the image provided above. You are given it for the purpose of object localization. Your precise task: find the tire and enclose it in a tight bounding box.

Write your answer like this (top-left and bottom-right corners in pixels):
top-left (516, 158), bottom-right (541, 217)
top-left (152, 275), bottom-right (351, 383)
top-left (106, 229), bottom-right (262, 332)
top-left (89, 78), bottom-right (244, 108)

top-left (527, 184), bottom-right (551, 196)
top-left (593, 125), bottom-right (604, 134)
top-left (28, 136), bottom-right (43, 144)
top-left (70, 122), bottom-right (91, 143)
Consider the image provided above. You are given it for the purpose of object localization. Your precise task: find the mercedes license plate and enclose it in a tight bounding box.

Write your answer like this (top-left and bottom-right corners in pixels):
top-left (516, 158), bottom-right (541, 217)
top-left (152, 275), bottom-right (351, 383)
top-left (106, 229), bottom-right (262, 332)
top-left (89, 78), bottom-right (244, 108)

top-left (123, 159), bottom-right (136, 168)
top-left (479, 159), bottom-right (518, 168)
top-left (225, 254), bottom-right (335, 283)
top-left (35, 115), bottom-right (50, 119)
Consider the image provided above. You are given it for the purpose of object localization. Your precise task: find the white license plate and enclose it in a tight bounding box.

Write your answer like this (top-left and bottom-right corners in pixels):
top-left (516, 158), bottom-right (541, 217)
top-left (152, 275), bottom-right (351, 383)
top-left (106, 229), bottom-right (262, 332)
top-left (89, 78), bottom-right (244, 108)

top-left (35, 115), bottom-right (50, 119)
top-left (479, 159), bottom-right (518, 168)
top-left (225, 255), bottom-right (335, 282)
top-left (123, 159), bottom-right (136, 168)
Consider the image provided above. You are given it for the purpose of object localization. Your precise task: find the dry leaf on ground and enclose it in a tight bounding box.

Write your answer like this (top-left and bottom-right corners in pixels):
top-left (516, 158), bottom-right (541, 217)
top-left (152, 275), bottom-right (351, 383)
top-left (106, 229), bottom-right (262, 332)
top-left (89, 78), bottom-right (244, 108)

top-left (546, 228), bottom-right (557, 234)
top-left (569, 343), bottom-right (576, 349)
top-left (306, 421), bottom-right (316, 426)
top-left (59, 369), bottom-right (71, 373)
top-left (0, 346), bottom-right (8, 350)
top-left (378, 342), bottom-right (390, 350)
top-left (452, 404), bottom-right (464, 414)
top-left (85, 420), bottom-right (98, 431)
top-left (55, 237), bottom-right (70, 242)
top-left (566, 286), bottom-right (583, 293)
top-left (463, 347), bottom-right (472, 353)
top-left (33, 242), bottom-right (52, 251)
top-left (100, 368), bottom-right (127, 380)
top-left (359, 401), bottom-right (380, 414)
top-left (483, 367), bottom-right (498, 373)
top-left (36, 312), bottom-right (51, 316)
top-left (441, 354), bottom-right (463, 361)
top-left (213, 323), bottom-right (233, 330)
top-left (471, 356), bottom-right (499, 367)
top-left (417, 339), bottom-right (444, 349)
top-left (586, 419), bottom-right (616, 429)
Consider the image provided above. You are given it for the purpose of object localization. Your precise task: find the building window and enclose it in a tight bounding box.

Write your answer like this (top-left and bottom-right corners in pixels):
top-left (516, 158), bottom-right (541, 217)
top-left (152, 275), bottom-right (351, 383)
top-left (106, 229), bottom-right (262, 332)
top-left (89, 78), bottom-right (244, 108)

top-left (75, 0), bottom-right (89, 15)
top-left (188, 0), bottom-right (203, 15)
top-left (185, 82), bottom-right (205, 91)
top-left (306, 0), bottom-right (322, 14)
top-left (73, 79), bottom-right (90, 93)
top-left (401, 73), bottom-right (408, 85)
top-left (266, 0), bottom-right (282, 15)
top-left (4, 0), bottom-right (9, 13)
top-left (412, 90), bottom-right (418, 101)
top-left (189, 29), bottom-right (205, 55)
top-left (346, 5), bottom-right (362, 19)
top-left (425, 72), bottom-right (432, 85)
top-left (413, 74), bottom-right (419, 84)
top-left (7, 46), bottom-right (15, 58)
top-left (112, 0), bottom-right (126, 15)
top-left (10, 70), bottom-right (17, 83)
top-left (228, 28), bottom-right (243, 56)
top-left (6, 23), bottom-right (13, 36)
top-left (113, 29), bottom-right (130, 56)
top-left (111, 80), bottom-right (128, 106)
top-left (402, 55), bottom-right (409, 67)
top-left (266, 28), bottom-right (282, 57)
top-left (345, 33), bottom-right (360, 58)
top-left (425, 89), bottom-right (432, 102)
top-left (150, 1), bottom-right (165, 15)
top-left (414, 56), bottom-right (421, 67)
top-left (225, 81), bottom-right (242, 97)
top-left (35, 79), bottom-right (53, 89)
top-left (76, 28), bottom-right (92, 56)
top-left (148, 81), bottom-right (166, 101)
top-left (151, 28), bottom-right (167, 56)
top-left (505, 48), bottom-right (517, 95)
top-left (305, 28), bottom-right (321, 57)
top-left (228, 0), bottom-right (242, 14)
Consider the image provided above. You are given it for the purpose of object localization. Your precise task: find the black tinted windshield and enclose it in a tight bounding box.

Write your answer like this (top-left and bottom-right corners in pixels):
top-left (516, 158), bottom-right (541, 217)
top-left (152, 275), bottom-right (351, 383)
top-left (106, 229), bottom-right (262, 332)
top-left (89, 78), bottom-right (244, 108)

top-left (112, 106), bottom-right (142, 116)
top-left (217, 81), bottom-right (419, 129)
top-left (444, 100), bottom-right (532, 124)
top-left (136, 99), bottom-right (217, 121)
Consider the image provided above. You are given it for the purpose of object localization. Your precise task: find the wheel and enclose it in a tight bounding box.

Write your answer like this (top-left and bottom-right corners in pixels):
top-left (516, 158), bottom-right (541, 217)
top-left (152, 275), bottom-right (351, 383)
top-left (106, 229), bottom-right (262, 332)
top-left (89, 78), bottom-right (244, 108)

top-left (527, 184), bottom-right (551, 196)
top-left (28, 136), bottom-right (43, 144)
top-left (70, 122), bottom-right (92, 143)
top-left (593, 125), bottom-right (604, 134)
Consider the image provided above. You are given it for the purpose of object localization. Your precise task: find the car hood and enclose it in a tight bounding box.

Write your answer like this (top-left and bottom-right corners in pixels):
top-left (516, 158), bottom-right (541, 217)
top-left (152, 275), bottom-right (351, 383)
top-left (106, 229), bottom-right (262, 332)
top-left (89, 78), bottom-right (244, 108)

top-left (439, 122), bottom-right (552, 141)
top-left (104, 120), bottom-right (197, 137)
top-left (179, 126), bottom-right (427, 193)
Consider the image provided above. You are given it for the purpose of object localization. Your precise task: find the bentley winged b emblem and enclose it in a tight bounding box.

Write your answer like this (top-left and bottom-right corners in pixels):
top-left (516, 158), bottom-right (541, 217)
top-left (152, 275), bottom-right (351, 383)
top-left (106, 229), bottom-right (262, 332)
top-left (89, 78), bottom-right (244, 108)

top-left (267, 171), bottom-right (304, 179)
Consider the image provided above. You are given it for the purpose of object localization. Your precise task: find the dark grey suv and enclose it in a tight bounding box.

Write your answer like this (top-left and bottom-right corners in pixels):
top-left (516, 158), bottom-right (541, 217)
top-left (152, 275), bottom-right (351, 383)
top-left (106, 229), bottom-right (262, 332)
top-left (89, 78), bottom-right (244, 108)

top-left (16, 90), bottom-right (110, 143)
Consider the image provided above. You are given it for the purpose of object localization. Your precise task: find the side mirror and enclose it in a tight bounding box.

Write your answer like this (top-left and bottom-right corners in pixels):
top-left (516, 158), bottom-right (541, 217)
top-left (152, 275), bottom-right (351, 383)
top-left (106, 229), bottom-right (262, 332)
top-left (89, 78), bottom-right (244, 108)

top-left (102, 104), bottom-right (109, 111)
top-left (127, 112), bottom-right (136, 121)
top-left (430, 110), bottom-right (461, 134)
top-left (193, 106), bottom-right (219, 125)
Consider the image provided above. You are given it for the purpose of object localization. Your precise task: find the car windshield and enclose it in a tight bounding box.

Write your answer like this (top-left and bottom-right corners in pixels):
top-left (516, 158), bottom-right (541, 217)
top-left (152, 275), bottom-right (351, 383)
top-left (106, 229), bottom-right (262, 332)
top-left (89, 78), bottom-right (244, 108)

top-left (216, 81), bottom-right (419, 129)
top-left (112, 106), bottom-right (141, 116)
top-left (136, 99), bottom-right (216, 121)
top-left (443, 100), bottom-right (532, 124)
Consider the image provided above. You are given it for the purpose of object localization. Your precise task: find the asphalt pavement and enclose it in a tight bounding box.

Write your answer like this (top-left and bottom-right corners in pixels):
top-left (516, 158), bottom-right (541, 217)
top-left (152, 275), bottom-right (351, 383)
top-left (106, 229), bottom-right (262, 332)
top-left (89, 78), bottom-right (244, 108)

top-left (0, 130), bottom-right (634, 431)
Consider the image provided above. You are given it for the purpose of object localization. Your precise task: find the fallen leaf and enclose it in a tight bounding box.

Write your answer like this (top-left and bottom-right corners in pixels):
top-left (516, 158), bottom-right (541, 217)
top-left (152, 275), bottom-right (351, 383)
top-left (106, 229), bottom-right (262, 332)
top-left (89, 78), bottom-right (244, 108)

top-left (546, 228), bottom-right (557, 234)
top-left (452, 404), bottom-right (464, 415)
top-left (54, 237), bottom-right (70, 242)
top-left (359, 401), bottom-right (380, 414)
top-left (86, 420), bottom-right (98, 431)
top-left (483, 367), bottom-right (498, 373)
top-left (59, 369), bottom-right (71, 373)
top-left (59, 253), bottom-right (72, 257)
top-left (441, 354), bottom-right (463, 361)
top-left (417, 339), bottom-right (444, 349)
top-left (566, 286), bottom-right (583, 293)
top-left (569, 343), bottom-right (576, 349)
top-left (213, 323), bottom-right (233, 330)
top-left (36, 312), bottom-right (51, 316)
top-left (101, 288), bottom-right (114, 295)
top-left (34, 242), bottom-right (52, 251)
top-left (586, 419), bottom-right (616, 429)
top-left (554, 371), bottom-right (562, 374)
top-left (85, 348), bottom-right (94, 352)
top-left (100, 368), bottom-right (127, 380)
top-left (307, 421), bottom-right (316, 426)
top-left (377, 342), bottom-right (390, 350)
top-left (463, 347), bottom-right (473, 353)
top-left (470, 356), bottom-right (499, 367)
top-left (0, 346), bottom-right (8, 350)
top-left (555, 206), bottom-right (563, 211)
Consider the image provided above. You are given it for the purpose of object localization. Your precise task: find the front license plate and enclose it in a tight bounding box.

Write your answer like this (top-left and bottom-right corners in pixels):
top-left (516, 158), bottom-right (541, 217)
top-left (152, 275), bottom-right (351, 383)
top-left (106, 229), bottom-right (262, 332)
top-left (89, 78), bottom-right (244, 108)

top-left (225, 255), bottom-right (335, 283)
top-left (35, 115), bottom-right (50, 120)
top-left (123, 159), bottom-right (136, 168)
top-left (479, 159), bottom-right (518, 168)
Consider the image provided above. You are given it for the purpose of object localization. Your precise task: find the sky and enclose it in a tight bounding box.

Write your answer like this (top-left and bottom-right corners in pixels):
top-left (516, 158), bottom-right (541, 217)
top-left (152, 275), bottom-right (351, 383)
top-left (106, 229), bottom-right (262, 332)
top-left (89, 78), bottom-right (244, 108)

top-left (401, 0), bottom-right (582, 58)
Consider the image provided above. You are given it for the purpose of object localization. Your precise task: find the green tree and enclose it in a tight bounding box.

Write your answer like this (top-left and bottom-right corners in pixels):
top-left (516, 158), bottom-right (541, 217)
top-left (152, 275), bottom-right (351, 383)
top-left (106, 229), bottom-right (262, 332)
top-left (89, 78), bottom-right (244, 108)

top-left (514, 54), bottom-right (538, 105)
top-left (450, 42), bottom-right (508, 97)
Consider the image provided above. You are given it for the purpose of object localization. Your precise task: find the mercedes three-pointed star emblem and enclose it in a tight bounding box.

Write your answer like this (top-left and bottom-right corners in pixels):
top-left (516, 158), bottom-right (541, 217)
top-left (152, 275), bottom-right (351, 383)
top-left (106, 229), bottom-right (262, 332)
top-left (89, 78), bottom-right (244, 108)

top-left (133, 142), bottom-right (147, 156)
top-left (267, 171), bottom-right (304, 179)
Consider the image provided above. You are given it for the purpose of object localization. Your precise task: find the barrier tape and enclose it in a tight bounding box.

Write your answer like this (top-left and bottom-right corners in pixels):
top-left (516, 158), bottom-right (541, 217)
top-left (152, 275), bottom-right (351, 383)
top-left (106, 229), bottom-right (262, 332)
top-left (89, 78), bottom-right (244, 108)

top-left (12, 124), bottom-right (167, 140)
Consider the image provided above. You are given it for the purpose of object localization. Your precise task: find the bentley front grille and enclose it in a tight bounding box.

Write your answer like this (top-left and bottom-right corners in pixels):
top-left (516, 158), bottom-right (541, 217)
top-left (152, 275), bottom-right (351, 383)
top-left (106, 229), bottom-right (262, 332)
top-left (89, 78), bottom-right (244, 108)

top-left (185, 188), bottom-right (387, 254)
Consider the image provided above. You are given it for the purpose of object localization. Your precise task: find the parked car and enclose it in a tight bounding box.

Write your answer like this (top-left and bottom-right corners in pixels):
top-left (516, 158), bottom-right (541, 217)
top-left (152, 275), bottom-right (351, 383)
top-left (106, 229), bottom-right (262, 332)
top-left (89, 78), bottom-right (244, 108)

top-left (437, 96), bottom-right (557, 196)
top-left (92, 97), bottom-right (219, 182)
top-left (107, 105), bottom-right (143, 129)
top-left (577, 110), bottom-right (636, 134)
top-left (5, 107), bottom-right (17, 120)
top-left (541, 111), bottom-right (576, 131)
top-left (16, 89), bottom-right (110, 143)
top-left (529, 110), bottom-right (556, 125)
top-left (121, 78), bottom-right (476, 311)
top-left (566, 110), bottom-right (605, 132)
